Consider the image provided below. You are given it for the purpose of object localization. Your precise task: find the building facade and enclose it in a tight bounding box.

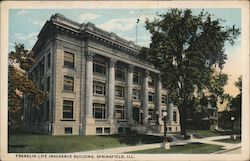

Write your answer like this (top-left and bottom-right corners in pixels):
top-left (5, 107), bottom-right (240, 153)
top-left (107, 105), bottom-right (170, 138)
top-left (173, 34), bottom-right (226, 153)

top-left (24, 13), bottom-right (180, 135)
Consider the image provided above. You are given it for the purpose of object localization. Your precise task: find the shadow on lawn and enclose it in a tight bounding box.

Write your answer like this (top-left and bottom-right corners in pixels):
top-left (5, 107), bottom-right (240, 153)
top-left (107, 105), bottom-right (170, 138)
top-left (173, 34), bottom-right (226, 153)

top-left (100, 134), bottom-right (166, 146)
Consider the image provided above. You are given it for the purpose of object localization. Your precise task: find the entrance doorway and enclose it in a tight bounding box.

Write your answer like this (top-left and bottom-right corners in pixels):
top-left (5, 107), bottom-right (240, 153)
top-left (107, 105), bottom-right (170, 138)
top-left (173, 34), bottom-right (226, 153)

top-left (132, 107), bottom-right (139, 124)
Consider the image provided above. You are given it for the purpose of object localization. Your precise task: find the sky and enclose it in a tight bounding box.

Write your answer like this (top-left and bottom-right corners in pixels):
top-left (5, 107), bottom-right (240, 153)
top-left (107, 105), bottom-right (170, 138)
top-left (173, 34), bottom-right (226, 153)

top-left (9, 8), bottom-right (242, 107)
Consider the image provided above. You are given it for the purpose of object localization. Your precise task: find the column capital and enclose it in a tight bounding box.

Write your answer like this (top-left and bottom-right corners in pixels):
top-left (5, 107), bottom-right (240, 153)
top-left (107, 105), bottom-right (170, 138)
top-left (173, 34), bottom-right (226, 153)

top-left (144, 69), bottom-right (149, 77)
top-left (128, 64), bottom-right (134, 72)
top-left (157, 74), bottom-right (161, 81)
top-left (109, 59), bottom-right (117, 67)
top-left (86, 51), bottom-right (95, 61)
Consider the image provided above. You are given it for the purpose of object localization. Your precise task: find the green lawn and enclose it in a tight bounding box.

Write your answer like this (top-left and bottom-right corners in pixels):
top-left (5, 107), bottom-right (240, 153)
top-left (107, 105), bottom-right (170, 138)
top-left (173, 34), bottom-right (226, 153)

top-left (8, 134), bottom-right (163, 153)
top-left (129, 143), bottom-right (224, 154)
top-left (216, 137), bottom-right (241, 144)
top-left (187, 130), bottom-right (220, 137)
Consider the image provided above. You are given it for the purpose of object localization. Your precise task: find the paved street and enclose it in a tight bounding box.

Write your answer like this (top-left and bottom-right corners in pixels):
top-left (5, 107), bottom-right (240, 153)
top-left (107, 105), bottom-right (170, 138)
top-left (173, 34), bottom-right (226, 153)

top-left (72, 135), bottom-right (241, 154)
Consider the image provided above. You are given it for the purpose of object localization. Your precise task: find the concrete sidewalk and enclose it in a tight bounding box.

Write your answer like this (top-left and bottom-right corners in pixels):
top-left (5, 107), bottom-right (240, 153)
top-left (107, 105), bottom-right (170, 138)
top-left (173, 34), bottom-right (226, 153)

top-left (72, 135), bottom-right (241, 154)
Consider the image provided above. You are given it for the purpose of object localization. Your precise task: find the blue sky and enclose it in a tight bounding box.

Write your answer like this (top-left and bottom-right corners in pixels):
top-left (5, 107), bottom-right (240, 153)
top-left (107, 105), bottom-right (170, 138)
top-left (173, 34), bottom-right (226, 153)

top-left (9, 8), bottom-right (242, 100)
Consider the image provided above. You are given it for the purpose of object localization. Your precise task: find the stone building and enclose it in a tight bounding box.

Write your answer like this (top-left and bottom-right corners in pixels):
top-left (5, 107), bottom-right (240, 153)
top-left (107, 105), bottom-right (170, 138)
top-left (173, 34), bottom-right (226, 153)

top-left (24, 13), bottom-right (180, 135)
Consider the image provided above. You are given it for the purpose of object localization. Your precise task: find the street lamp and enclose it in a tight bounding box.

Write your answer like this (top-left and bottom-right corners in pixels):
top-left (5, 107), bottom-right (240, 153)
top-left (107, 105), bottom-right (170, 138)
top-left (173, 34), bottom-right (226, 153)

top-left (231, 116), bottom-right (236, 139)
top-left (161, 111), bottom-right (170, 149)
top-left (140, 109), bottom-right (143, 125)
top-left (156, 111), bottom-right (159, 125)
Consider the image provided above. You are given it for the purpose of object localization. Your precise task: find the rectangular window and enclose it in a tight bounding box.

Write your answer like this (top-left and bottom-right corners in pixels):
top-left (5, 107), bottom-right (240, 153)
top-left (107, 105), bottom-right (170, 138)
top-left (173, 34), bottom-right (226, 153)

top-left (45, 100), bottom-right (49, 121)
top-left (115, 105), bottom-right (125, 120)
top-left (65, 127), bottom-right (72, 134)
top-left (115, 86), bottom-right (124, 98)
top-left (162, 95), bottom-right (167, 104)
top-left (93, 59), bottom-right (106, 75)
top-left (64, 76), bottom-right (74, 91)
top-left (133, 89), bottom-right (141, 100)
top-left (96, 127), bottom-right (102, 134)
top-left (40, 59), bottom-right (44, 76)
top-left (148, 109), bottom-right (155, 120)
top-left (47, 76), bottom-right (50, 92)
top-left (148, 92), bottom-right (155, 102)
top-left (63, 100), bottom-right (73, 119)
top-left (93, 103), bottom-right (106, 119)
top-left (64, 51), bottom-right (74, 69)
top-left (93, 81), bottom-right (106, 95)
top-left (115, 66), bottom-right (125, 80)
top-left (104, 127), bottom-right (110, 134)
top-left (47, 53), bottom-right (50, 68)
top-left (148, 77), bottom-right (155, 87)
top-left (173, 111), bottom-right (177, 122)
top-left (133, 71), bottom-right (142, 84)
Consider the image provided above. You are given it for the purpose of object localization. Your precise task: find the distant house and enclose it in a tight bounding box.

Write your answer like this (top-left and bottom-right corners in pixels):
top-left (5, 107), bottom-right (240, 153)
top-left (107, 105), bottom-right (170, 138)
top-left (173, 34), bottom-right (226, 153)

top-left (23, 13), bottom-right (180, 135)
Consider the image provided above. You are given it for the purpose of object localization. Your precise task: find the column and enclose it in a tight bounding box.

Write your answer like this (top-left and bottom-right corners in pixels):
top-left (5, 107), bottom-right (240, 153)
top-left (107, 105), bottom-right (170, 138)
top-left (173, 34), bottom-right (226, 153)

top-left (142, 70), bottom-right (149, 125)
top-left (126, 65), bottom-right (134, 125)
top-left (155, 74), bottom-right (162, 125)
top-left (168, 103), bottom-right (174, 124)
top-left (85, 51), bottom-right (95, 118)
top-left (108, 59), bottom-right (116, 122)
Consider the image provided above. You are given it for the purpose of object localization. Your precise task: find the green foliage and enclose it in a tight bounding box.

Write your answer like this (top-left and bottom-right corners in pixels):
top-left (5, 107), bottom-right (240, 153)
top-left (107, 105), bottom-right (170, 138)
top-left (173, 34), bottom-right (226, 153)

top-left (227, 76), bottom-right (242, 120)
top-left (139, 9), bottom-right (240, 136)
top-left (8, 44), bottom-right (47, 128)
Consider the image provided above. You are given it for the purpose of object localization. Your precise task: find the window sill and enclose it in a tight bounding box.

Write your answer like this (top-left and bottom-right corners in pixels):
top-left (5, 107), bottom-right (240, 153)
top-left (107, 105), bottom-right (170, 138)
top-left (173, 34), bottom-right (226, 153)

top-left (63, 90), bottom-right (75, 94)
top-left (61, 119), bottom-right (75, 121)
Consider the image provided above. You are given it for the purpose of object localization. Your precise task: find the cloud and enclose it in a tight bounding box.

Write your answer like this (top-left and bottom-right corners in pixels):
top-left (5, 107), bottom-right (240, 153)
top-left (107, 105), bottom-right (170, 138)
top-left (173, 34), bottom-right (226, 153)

top-left (28, 18), bottom-right (45, 27)
top-left (16, 9), bottom-right (29, 16)
top-left (98, 15), bottom-right (155, 32)
top-left (13, 32), bottom-right (38, 48)
top-left (98, 17), bottom-right (136, 32)
top-left (78, 13), bottom-right (101, 22)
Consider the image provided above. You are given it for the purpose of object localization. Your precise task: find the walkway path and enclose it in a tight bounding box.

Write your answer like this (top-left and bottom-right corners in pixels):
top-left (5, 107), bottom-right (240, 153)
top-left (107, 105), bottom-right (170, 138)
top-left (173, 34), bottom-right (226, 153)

top-left (73, 135), bottom-right (241, 154)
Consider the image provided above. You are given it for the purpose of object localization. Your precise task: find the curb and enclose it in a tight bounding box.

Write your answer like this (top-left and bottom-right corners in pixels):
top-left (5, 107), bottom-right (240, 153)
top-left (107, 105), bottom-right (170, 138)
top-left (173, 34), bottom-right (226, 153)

top-left (212, 146), bottom-right (241, 154)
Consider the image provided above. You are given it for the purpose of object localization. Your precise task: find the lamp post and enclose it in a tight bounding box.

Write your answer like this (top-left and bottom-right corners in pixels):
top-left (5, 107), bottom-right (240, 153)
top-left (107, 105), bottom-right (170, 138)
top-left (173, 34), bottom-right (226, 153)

top-left (161, 111), bottom-right (170, 149)
top-left (156, 111), bottom-right (159, 125)
top-left (231, 116), bottom-right (236, 139)
top-left (140, 109), bottom-right (143, 125)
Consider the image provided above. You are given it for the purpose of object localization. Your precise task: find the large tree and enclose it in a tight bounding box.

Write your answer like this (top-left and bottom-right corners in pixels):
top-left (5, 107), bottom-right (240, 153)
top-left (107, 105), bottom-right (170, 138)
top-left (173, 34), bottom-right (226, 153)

top-left (139, 9), bottom-right (240, 137)
top-left (8, 44), bottom-right (47, 128)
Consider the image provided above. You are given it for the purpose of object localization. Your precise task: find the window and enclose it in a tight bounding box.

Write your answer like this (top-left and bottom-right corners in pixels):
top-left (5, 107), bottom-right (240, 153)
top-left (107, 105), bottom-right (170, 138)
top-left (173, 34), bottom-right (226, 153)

top-left (40, 59), bottom-right (44, 76)
top-left (45, 100), bottom-right (49, 121)
top-left (64, 76), bottom-right (74, 91)
top-left (47, 76), bottom-right (50, 92)
top-left (93, 59), bottom-right (106, 75)
top-left (64, 51), bottom-right (74, 68)
top-left (115, 66), bottom-right (125, 80)
top-left (115, 105), bottom-right (125, 120)
top-left (148, 77), bottom-right (155, 87)
top-left (162, 95), bottom-right (167, 104)
top-left (63, 100), bottom-right (73, 119)
top-left (148, 109), bottom-right (155, 120)
top-left (65, 127), bottom-right (72, 134)
top-left (133, 89), bottom-right (141, 100)
top-left (96, 127), bottom-right (102, 134)
top-left (115, 86), bottom-right (124, 98)
top-left (173, 111), bottom-right (177, 122)
top-left (93, 81), bottom-right (106, 95)
top-left (93, 103), bottom-right (106, 119)
top-left (47, 53), bottom-right (50, 69)
top-left (148, 92), bottom-right (155, 102)
top-left (133, 71), bottom-right (142, 84)
top-left (104, 127), bottom-right (110, 134)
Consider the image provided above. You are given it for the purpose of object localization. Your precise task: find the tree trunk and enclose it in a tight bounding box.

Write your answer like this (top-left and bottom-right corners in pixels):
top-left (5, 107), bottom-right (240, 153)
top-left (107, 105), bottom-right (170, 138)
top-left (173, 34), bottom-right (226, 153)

top-left (179, 102), bottom-right (188, 139)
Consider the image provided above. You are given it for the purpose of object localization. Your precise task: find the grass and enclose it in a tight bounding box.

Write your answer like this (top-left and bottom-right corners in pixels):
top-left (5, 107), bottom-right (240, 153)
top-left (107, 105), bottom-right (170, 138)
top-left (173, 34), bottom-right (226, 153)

top-left (216, 137), bottom-right (241, 144)
top-left (187, 130), bottom-right (221, 137)
top-left (129, 143), bottom-right (224, 154)
top-left (8, 134), bottom-right (163, 153)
